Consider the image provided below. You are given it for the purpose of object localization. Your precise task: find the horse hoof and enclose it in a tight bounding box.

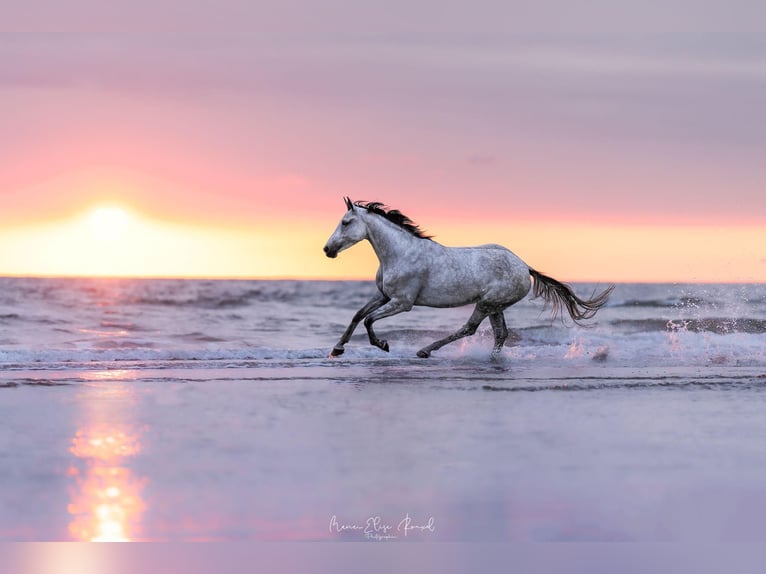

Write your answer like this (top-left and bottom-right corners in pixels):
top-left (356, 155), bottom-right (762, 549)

top-left (416, 350), bottom-right (431, 358)
top-left (379, 340), bottom-right (389, 352)
top-left (330, 347), bottom-right (345, 357)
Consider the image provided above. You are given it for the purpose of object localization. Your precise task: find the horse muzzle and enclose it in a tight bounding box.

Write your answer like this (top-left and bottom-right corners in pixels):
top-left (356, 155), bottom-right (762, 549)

top-left (323, 245), bottom-right (338, 258)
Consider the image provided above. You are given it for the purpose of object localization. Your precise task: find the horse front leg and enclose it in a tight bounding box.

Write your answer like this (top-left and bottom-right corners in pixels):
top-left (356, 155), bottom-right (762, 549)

top-left (417, 305), bottom-right (489, 358)
top-left (363, 299), bottom-right (414, 352)
top-left (330, 293), bottom-right (390, 357)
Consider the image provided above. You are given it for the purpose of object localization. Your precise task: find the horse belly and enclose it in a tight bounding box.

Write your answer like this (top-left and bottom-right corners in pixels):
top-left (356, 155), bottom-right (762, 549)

top-left (414, 280), bottom-right (482, 308)
top-left (415, 283), bottom-right (481, 308)
top-left (412, 264), bottom-right (489, 308)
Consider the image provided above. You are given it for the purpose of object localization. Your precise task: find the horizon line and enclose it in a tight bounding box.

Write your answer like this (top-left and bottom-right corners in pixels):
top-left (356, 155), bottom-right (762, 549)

top-left (0, 272), bottom-right (762, 285)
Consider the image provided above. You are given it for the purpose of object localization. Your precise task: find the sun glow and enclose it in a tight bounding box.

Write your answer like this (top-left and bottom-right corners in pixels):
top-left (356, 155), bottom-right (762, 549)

top-left (1, 197), bottom-right (765, 281)
top-left (0, 203), bottom-right (278, 278)
top-left (0, 201), bottom-right (356, 279)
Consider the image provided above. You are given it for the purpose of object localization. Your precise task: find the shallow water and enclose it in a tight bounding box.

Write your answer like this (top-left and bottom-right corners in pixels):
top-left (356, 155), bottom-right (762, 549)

top-left (1, 279), bottom-right (765, 540)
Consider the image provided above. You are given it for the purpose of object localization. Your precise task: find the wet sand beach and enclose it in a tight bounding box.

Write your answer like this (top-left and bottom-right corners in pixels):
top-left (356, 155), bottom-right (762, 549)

top-left (3, 360), bottom-right (766, 542)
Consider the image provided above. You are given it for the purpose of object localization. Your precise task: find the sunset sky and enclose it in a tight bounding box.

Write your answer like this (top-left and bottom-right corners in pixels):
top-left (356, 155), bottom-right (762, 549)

top-left (2, 1), bottom-right (765, 281)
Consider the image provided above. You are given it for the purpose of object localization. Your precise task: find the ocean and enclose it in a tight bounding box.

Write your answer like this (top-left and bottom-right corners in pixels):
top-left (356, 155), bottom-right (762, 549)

top-left (1, 277), bottom-right (766, 541)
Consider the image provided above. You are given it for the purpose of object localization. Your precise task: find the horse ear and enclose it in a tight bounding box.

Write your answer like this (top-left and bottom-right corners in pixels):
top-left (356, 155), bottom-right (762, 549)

top-left (344, 197), bottom-right (353, 211)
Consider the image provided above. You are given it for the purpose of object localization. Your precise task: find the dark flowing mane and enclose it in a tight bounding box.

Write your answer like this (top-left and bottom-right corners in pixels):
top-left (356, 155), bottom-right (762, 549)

top-left (354, 201), bottom-right (433, 240)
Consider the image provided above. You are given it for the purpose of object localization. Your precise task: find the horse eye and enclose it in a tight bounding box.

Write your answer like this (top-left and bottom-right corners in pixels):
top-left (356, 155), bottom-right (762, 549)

top-left (342, 219), bottom-right (350, 226)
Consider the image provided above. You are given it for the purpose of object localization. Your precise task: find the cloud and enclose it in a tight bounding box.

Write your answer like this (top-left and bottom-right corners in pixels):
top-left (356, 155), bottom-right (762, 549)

top-left (0, 35), bottom-right (264, 94)
top-left (507, 48), bottom-right (766, 80)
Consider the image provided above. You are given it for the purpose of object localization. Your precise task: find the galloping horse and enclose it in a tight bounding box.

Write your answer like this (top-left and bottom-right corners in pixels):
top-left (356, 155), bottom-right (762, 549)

top-left (323, 198), bottom-right (613, 358)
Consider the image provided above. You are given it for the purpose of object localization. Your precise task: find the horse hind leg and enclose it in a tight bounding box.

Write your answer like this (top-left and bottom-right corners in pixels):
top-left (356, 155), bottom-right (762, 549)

top-left (417, 305), bottom-right (489, 358)
top-left (489, 312), bottom-right (508, 358)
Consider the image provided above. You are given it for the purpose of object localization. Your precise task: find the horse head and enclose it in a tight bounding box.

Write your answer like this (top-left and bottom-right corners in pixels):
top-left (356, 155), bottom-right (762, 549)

top-left (323, 198), bottom-right (368, 258)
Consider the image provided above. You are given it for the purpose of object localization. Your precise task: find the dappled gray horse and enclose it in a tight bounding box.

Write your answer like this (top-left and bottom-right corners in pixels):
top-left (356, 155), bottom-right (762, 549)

top-left (323, 198), bottom-right (613, 358)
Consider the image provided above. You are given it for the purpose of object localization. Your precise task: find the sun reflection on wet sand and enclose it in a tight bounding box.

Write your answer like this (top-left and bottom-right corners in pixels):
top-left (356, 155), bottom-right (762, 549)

top-left (67, 421), bottom-right (147, 541)
top-left (80, 369), bottom-right (138, 381)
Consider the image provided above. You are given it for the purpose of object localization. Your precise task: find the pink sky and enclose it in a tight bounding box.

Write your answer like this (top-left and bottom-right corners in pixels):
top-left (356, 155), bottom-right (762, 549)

top-left (2, 2), bottom-right (765, 280)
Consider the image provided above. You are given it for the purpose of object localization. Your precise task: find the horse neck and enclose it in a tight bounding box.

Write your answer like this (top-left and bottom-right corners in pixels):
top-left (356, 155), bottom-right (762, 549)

top-left (363, 213), bottom-right (421, 265)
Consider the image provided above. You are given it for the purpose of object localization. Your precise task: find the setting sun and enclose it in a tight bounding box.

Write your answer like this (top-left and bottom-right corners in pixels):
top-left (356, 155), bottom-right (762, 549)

top-left (89, 207), bottom-right (131, 241)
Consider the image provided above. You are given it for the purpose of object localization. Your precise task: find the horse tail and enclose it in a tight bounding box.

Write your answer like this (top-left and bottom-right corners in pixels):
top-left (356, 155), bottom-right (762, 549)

top-left (528, 268), bottom-right (614, 325)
